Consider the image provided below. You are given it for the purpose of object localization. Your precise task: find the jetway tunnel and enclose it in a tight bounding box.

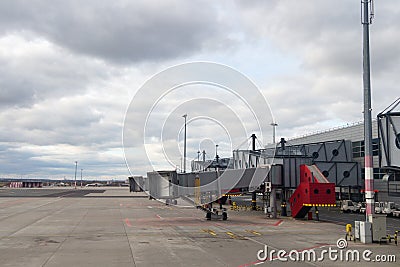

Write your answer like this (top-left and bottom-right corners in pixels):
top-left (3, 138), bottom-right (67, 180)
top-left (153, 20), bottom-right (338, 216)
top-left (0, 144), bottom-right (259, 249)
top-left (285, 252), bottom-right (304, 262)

top-left (147, 167), bottom-right (270, 204)
top-left (147, 163), bottom-right (338, 219)
top-left (147, 139), bottom-right (362, 219)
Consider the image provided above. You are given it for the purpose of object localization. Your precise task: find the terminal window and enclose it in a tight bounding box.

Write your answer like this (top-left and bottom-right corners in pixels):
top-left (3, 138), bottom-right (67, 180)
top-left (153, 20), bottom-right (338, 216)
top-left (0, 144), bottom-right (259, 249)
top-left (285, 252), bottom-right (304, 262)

top-left (352, 138), bottom-right (379, 158)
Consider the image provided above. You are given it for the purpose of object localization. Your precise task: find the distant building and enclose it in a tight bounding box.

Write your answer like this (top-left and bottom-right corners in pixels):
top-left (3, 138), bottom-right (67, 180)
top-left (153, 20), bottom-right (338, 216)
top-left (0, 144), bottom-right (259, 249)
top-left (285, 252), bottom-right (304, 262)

top-left (9, 181), bottom-right (42, 188)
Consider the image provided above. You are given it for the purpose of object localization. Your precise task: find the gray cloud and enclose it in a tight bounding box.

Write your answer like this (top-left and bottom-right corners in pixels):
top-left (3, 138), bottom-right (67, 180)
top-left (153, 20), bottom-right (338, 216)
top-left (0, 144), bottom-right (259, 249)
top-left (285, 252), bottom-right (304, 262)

top-left (234, 0), bottom-right (400, 139)
top-left (0, 35), bottom-right (113, 109)
top-left (0, 0), bottom-right (223, 64)
top-left (1, 1), bottom-right (400, 178)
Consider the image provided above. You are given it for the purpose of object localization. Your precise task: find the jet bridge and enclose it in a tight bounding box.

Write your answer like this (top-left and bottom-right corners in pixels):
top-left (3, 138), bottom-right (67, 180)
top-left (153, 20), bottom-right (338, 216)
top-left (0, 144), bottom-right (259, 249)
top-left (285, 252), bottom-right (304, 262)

top-left (147, 167), bottom-right (270, 220)
top-left (378, 97), bottom-right (400, 170)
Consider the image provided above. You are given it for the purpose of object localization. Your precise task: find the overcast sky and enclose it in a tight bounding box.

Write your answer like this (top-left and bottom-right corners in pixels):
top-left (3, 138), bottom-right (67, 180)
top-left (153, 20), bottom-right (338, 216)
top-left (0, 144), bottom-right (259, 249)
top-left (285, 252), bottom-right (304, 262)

top-left (1, 0), bottom-right (399, 180)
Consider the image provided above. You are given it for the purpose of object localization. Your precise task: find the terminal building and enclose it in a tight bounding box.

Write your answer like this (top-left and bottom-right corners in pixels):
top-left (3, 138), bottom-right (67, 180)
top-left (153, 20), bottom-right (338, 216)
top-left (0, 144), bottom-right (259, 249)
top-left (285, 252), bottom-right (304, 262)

top-left (279, 99), bottom-right (400, 203)
top-left (147, 99), bottom-right (400, 218)
top-left (191, 98), bottom-right (400, 205)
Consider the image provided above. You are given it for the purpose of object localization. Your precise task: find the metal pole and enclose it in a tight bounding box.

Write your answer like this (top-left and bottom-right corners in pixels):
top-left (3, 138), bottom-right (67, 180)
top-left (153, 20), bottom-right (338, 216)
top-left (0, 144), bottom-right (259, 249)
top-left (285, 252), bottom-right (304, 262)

top-left (202, 150), bottom-right (206, 171)
top-left (74, 161), bottom-right (78, 189)
top-left (271, 187), bottom-right (277, 218)
top-left (183, 114), bottom-right (187, 173)
top-left (362, 0), bottom-right (374, 221)
top-left (271, 122), bottom-right (278, 144)
top-left (252, 191), bottom-right (257, 211)
top-left (251, 134), bottom-right (256, 151)
top-left (81, 169), bottom-right (83, 188)
top-left (215, 144), bottom-right (219, 163)
top-left (197, 150), bottom-right (200, 172)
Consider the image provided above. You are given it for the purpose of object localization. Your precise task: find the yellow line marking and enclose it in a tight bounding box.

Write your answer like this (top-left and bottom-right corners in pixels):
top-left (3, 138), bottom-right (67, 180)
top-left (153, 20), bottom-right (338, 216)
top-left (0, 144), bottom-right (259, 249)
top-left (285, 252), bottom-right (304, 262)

top-left (208, 230), bottom-right (217, 236)
top-left (226, 232), bottom-right (246, 240)
top-left (202, 229), bottom-right (217, 236)
top-left (226, 232), bottom-right (236, 238)
top-left (245, 229), bottom-right (261, 236)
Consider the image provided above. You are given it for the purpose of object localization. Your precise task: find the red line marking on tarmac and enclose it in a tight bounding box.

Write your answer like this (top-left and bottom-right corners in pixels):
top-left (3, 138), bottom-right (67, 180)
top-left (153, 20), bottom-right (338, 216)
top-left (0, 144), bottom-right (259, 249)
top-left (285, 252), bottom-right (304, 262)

top-left (237, 243), bottom-right (330, 267)
top-left (124, 218), bottom-right (132, 227)
top-left (272, 220), bottom-right (283, 226)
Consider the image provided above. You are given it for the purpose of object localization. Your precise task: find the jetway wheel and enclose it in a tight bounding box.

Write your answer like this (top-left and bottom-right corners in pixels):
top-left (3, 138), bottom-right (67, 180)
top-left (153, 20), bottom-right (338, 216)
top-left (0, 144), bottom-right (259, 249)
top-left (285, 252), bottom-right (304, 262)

top-left (222, 212), bottom-right (227, 221)
top-left (206, 212), bottom-right (211, 220)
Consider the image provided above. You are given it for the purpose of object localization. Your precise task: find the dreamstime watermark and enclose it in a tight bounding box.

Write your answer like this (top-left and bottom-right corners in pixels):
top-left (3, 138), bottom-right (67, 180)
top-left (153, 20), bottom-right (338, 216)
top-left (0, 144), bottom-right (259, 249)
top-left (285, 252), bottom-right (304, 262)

top-left (257, 238), bottom-right (396, 263)
top-left (123, 62), bottom-right (275, 205)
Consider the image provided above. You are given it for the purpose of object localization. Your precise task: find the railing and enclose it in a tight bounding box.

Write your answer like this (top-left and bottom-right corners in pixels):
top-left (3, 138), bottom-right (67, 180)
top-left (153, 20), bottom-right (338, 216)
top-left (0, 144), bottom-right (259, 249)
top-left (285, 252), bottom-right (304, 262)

top-left (286, 119), bottom-right (377, 141)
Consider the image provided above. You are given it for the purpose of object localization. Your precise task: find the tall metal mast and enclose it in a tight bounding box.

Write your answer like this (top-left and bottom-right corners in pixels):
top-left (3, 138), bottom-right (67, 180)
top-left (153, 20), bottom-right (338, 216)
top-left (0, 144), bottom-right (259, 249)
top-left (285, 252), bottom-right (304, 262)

top-left (271, 122), bottom-right (278, 144)
top-left (361, 0), bottom-right (374, 221)
top-left (182, 114), bottom-right (187, 173)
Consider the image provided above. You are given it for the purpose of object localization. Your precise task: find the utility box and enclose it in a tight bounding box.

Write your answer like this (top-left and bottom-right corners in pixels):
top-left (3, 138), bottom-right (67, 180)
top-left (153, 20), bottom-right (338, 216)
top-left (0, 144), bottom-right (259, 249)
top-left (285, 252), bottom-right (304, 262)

top-left (368, 214), bottom-right (387, 242)
top-left (354, 221), bottom-right (360, 240)
top-left (359, 221), bottom-right (372, 244)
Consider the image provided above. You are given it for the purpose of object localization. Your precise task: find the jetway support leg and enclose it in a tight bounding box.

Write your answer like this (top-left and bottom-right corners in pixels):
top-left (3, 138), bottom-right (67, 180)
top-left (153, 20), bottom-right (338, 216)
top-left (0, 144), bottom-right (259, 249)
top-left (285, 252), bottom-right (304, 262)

top-left (252, 191), bottom-right (257, 211)
top-left (281, 189), bottom-right (287, 217)
top-left (270, 188), bottom-right (277, 219)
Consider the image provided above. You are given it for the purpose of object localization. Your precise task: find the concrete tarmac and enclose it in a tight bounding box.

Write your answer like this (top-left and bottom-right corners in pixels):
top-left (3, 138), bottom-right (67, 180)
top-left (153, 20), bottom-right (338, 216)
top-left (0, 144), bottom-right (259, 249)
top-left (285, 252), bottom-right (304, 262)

top-left (0, 187), bottom-right (398, 266)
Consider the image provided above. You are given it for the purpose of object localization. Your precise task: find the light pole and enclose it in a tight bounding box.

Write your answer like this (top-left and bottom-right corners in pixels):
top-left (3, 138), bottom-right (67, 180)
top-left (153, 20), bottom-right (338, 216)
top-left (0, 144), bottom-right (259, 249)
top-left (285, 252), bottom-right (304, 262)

top-left (182, 114), bottom-right (187, 173)
top-left (215, 144), bottom-right (219, 163)
top-left (197, 150), bottom-right (200, 172)
top-left (202, 150), bottom-right (206, 171)
top-left (271, 122), bottom-right (278, 144)
top-left (74, 161), bottom-right (78, 189)
top-left (81, 169), bottom-right (83, 188)
top-left (362, 0), bottom-right (374, 221)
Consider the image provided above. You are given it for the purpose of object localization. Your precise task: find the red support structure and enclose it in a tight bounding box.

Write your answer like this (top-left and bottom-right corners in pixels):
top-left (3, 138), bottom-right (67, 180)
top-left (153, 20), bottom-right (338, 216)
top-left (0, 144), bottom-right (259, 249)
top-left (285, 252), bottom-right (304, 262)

top-left (289, 165), bottom-right (336, 218)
